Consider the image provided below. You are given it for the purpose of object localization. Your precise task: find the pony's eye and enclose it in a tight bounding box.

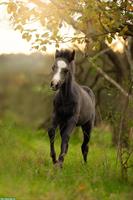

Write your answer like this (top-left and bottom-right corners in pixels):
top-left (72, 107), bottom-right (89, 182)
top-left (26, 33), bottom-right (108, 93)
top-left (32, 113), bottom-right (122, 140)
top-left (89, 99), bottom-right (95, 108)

top-left (52, 65), bottom-right (55, 71)
top-left (63, 68), bottom-right (68, 73)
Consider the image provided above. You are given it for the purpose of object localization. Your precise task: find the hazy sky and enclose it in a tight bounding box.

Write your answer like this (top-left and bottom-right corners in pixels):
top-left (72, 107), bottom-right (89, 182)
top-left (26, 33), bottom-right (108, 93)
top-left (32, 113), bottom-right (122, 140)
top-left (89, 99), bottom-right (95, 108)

top-left (0, 5), bottom-right (74, 55)
top-left (0, 6), bottom-right (32, 54)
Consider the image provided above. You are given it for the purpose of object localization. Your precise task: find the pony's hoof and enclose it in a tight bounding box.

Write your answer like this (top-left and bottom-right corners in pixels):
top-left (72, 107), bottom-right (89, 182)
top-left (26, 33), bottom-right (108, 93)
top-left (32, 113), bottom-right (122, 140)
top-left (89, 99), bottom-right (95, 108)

top-left (54, 161), bottom-right (63, 168)
top-left (52, 160), bottom-right (58, 165)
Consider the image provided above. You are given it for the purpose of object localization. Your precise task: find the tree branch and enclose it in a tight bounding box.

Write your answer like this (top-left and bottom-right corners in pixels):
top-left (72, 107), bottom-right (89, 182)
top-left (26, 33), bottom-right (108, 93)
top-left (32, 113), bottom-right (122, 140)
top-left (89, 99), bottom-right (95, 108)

top-left (88, 49), bottom-right (130, 97)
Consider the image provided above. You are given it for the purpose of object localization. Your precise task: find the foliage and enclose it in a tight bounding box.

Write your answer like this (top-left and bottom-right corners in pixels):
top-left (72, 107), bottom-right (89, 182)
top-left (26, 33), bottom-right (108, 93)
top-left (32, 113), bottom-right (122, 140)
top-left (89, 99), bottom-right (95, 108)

top-left (2, 0), bottom-right (133, 51)
top-left (0, 53), bottom-right (53, 127)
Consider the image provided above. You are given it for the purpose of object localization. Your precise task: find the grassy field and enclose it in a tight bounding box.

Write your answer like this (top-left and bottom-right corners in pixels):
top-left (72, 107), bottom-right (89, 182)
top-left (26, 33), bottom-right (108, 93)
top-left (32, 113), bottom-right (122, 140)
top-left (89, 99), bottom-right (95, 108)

top-left (0, 118), bottom-right (133, 200)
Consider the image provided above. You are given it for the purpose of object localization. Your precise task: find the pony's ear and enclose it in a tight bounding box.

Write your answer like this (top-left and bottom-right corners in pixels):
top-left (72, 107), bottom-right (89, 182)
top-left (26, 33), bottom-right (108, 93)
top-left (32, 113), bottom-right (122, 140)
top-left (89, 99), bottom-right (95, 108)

top-left (71, 50), bottom-right (75, 61)
top-left (55, 49), bottom-right (60, 58)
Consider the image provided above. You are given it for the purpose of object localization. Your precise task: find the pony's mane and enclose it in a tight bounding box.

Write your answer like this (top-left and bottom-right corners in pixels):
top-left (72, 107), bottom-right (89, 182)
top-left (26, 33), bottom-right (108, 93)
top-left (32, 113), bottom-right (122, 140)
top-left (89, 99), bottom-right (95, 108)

top-left (55, 49), bottom-right (75, 63)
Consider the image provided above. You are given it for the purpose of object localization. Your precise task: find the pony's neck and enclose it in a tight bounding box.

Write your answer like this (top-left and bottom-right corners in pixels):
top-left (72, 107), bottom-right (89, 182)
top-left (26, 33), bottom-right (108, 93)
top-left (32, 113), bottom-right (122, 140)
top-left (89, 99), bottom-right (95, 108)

top-left (61, 62), bottom-right (75, 98)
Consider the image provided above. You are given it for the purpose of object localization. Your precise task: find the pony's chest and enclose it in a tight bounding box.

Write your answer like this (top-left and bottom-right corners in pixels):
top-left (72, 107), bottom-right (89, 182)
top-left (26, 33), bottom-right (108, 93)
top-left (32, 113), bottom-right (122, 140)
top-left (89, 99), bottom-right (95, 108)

top-left (56, 101), bottom-right (76, 118)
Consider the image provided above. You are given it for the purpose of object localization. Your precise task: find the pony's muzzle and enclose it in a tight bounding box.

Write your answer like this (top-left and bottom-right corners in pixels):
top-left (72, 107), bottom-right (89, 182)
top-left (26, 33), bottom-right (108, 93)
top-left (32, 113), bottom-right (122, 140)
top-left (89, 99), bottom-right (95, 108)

top-left (51, 80), bottom-right (61, 91)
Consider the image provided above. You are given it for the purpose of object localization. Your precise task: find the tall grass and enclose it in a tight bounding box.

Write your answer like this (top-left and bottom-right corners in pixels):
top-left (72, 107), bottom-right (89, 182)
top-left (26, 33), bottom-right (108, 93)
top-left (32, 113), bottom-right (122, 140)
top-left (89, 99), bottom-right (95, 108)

top-left (0, 118), bottom-right (133, 200)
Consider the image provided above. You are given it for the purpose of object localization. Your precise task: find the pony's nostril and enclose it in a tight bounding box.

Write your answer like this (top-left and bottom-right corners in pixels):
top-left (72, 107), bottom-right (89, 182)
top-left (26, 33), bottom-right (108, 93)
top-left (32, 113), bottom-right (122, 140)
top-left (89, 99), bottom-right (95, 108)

top-left (55, 83), bottom-right (59, 89)
top-left (51, 81), bottom-right (53, 87)
top-left (51, 80), bottom-right (61, 90)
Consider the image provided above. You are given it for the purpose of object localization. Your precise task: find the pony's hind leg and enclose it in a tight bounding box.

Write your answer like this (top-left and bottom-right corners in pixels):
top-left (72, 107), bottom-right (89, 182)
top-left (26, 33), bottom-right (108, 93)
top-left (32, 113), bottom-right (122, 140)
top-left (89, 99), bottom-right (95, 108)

top-left (81, 121), bottom-right (92, 163)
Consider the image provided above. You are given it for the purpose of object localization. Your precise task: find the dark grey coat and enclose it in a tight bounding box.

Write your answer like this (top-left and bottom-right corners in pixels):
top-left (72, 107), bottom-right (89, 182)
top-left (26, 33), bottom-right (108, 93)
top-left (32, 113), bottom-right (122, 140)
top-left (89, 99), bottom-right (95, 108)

top-left (48, 49), bottom-right (95, 167)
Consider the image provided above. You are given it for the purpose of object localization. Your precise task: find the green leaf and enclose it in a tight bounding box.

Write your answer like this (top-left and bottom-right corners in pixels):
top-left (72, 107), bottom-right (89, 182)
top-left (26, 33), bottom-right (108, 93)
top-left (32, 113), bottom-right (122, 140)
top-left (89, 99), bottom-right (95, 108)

top-left (41, 46), bottom-right (47, 51)
top-left (7, 2), bottom-right (17, 14)
top-left (120, 26), bottom-right (128, 36)
top-left (107, 36), bottom-right (113, 44)
top-left (41, 40), bottom-right (48, 45)
top-left (22, 32), bottom-right (28, 39)
top-left (33, 45), bottom-right (39, 50)
top-left (42, 32), bottom-right (49, 37)
top-left (55, 43), bottom-right (59, 48)
top-left (36, 34), bottom-right (40, 38)
top-left (15, 25), bottom-right (23, 33)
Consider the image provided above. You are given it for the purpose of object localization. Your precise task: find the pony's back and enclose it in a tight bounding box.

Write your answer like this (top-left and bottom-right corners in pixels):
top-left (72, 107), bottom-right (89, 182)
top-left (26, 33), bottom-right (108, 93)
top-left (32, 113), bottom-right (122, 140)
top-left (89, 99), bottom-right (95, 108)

top-left (82, 86), bottom-right (95, 105)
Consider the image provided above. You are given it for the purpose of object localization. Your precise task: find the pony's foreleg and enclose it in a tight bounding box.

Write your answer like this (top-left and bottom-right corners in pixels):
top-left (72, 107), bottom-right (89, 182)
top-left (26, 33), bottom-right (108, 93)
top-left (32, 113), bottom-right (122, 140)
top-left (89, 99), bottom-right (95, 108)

top-left (48, 128), bottom-right (57, 164)
top-left (58, 117), bottom-right (76, 166)
top-left (48, 114), bottom-right (58, 164)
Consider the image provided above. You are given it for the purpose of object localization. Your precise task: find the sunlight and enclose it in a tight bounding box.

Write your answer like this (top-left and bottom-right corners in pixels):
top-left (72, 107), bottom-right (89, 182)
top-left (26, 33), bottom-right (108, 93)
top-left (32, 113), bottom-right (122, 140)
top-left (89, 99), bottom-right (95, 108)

top-left (107, 36), bottom-right (125, 53)
top-left (0, 4), bottom-right (125, 55)
top-left (0, 5), bottom-right (75, 54)
top-left (0, 6), bottom-right (31, 54)
top-left (0, 29), bottom-right (32, 54)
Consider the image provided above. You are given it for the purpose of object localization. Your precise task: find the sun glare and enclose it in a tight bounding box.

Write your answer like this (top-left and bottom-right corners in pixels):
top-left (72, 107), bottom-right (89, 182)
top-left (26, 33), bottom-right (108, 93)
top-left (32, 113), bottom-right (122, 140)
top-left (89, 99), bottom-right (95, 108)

top-left (0, 4), bottom-right (124, 55)
top-left (0, 5), bottom-right (76, 55)
top-left (0, 6), bottom-right (31, 54)
top-left (107, 36), bottom-right (125, 53)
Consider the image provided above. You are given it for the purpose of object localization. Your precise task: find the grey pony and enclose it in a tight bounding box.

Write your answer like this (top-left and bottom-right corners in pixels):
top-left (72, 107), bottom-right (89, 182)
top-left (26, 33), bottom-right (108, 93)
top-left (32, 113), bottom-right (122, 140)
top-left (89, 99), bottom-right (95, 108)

top-left (48, 49), bottom-right (95, 167)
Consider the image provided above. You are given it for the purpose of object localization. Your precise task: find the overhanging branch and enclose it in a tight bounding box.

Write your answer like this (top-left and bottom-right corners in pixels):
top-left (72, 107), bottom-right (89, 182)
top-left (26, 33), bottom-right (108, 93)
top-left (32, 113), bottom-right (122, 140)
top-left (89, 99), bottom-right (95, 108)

top-left (88, 49), bottom-right (130, 98)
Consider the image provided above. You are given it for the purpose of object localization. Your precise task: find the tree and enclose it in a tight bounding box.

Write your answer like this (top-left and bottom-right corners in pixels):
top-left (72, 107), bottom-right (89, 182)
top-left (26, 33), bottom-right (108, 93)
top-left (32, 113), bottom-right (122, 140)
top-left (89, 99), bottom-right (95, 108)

top-left (2, 0), bottom-right (133, 51)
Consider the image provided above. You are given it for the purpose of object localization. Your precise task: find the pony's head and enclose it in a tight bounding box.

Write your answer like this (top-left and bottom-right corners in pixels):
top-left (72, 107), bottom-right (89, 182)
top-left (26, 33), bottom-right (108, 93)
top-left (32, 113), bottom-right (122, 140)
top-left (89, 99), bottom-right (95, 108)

top-left (51, 49), bottom-right (75, 91)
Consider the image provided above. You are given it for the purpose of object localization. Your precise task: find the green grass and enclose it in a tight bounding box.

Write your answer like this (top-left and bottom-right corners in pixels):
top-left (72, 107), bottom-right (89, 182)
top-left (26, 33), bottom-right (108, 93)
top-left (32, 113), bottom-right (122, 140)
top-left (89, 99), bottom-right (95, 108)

top-left (0, 118), bottom-right (133, 200)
